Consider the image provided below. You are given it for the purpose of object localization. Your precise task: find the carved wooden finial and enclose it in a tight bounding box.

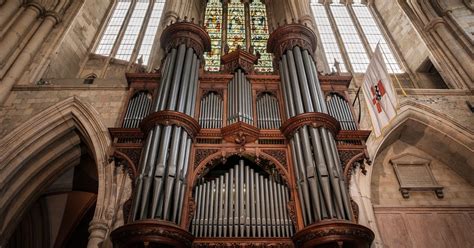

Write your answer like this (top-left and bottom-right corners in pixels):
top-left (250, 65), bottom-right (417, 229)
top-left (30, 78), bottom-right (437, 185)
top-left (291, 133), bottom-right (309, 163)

top-left (191, 17), bottom-right (195, 23)
top-left (184, 16), bottom-right (188, 21)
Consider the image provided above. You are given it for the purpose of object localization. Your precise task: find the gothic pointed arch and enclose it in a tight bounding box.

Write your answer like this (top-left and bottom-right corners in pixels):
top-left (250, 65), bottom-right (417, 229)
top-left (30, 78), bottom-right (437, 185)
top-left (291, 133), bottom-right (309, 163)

top-left (0, 97), bottom-right (119, 246)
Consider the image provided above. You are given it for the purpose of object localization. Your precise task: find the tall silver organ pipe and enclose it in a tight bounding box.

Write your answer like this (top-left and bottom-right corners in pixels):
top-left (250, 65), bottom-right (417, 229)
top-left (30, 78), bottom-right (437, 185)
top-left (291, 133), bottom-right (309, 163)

top-left (227, 69), bottom-right (253, 125)
top-left (257, 93), bottom-right (282, 129)
top-left (278, 46), bottom-right (353, 226)
top-left (191, 160), bottom-right (294, 237)
top-left (326, 93), bottom-right (357, 130)
top-left (132, 43), bottom-right (200, 224)
top-left (199, 92), bottom-right (223, 128)
top-left (122, 91), bottom-right (152, 128)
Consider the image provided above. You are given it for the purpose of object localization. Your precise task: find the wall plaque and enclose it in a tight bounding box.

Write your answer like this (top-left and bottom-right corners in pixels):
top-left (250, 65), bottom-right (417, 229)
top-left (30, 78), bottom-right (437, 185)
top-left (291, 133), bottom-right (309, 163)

top-left (390, 153), bottom-right (443, 199)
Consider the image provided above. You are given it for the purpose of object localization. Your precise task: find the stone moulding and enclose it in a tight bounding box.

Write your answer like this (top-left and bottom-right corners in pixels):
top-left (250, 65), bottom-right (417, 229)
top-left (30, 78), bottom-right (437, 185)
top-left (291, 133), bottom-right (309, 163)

top-left (110, 220), bottom-right (194, 248)
top-left (267, 22), bottom-right (317, 60)
top-left (280, 112), bottom-right (341, 139)
top-left (140, 110), bottom-right (201, 139)
top-left (160, 20), bottom-right (211, 58)
top-left (292, 220), bottom-right (374, 248)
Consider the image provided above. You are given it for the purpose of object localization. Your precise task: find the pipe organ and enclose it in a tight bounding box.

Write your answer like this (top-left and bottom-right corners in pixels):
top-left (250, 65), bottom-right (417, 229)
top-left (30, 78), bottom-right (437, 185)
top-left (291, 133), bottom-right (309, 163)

top-left (199, 91), bottom-right (224, 129)
top-left (192, 159), bottom-right (294, 238)
top-left (326, 93), bottom-right (357, 130)
top-left (257, 93), bottom-right (282, 129)
top-left (227, 69), bottom-right (254, 125)
top-left (110, 20), bottom-right (374, 248)
top-left (122, 91), bottom-right (152, 128)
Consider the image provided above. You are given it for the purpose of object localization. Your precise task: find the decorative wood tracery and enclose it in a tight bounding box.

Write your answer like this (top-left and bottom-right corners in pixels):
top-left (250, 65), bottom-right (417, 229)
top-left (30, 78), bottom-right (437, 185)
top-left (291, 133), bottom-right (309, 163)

top-left (292, 220), bottom-right (374, 248)
top-left (221, 46), bottom-right (259, 73)
top-left (221, 121), bottom-right (260, 145)
top-left (110, 220), bottom-right (195, 248)
top-left (280, 112), bottom-right (341, 139)
top-left (140, 110), bottom-right (201, 139)
top-left (267, 22), bottom-right (317, 60)
top-left (160, 20), bottom-right (211, 58)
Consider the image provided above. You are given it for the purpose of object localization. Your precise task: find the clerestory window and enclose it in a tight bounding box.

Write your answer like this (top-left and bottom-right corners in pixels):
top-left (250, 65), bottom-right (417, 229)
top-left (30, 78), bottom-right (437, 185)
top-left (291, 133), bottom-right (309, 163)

top-left (95, 0), bottom-right (166, 65)
top-left (310, 0), bottom-right (403, 73)
top-left (204, 0), bottom-right (273, 73)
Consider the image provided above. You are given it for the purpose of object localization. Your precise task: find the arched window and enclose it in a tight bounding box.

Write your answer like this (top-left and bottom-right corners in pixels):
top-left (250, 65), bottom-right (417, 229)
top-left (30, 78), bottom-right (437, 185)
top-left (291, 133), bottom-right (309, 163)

top-left (310, 0), bottom-right (403, 74)
top-left (203, 0), bottom-right (273, 73)
top-left (95, 0), bottom-right (166, 65)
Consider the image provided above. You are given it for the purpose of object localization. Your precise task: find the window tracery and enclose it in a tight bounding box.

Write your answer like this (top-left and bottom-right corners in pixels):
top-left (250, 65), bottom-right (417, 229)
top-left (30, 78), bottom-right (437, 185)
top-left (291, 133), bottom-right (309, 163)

top-left (95, 0), bottom-right (166, 65)
top-left (310, 0), bottom-right (403, 74)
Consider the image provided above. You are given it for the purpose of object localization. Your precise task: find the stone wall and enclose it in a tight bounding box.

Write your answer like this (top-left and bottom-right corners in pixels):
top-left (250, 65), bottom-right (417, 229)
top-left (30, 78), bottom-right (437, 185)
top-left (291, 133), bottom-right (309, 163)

top-left (371, 140), bottom-right (474, 206)
top-left (0, 79), bottom-right (128, 137)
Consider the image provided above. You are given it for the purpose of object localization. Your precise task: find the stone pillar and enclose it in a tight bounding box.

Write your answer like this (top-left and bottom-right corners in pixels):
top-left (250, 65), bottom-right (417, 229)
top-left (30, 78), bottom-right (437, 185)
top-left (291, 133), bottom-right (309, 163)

top-left (0, 0), bottom-right (23, 30)
top-left (87, 220), bottom-right (109, 248)
top-left (268, 22), bottom-right (374, 248)
top-left (0, 2), bottom-right (43, 67)
top-left (0, 11), bottom-right (59, 105)
top-left (110, 20), bottom-right (210, 248)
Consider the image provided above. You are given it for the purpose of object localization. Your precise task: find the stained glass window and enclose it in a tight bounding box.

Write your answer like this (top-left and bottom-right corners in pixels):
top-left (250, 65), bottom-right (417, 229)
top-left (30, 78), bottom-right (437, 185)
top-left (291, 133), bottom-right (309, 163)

top-left (204, 0), bottom-right (223, 71)
top-left (251, 0), bottom-right (273, 72)
top-left (227, 0), bottom-right (246, 51)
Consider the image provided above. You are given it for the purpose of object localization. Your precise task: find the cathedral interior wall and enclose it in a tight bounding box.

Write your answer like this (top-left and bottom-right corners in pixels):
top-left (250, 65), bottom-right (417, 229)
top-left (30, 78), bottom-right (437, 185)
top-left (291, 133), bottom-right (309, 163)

top-left (0, 79), bottom-right (128, 137)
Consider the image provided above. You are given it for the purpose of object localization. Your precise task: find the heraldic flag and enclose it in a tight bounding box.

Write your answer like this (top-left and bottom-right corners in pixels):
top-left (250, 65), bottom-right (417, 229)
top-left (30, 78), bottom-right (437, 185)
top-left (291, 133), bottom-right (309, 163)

top-left (362, 44), bottom-right (398, 137)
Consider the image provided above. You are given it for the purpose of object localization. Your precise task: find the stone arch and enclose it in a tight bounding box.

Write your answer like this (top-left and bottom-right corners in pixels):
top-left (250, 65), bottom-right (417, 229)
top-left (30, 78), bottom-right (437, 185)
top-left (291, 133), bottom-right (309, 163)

top-left (351, 101), bottom-right (473, 246)
top-left (0, 97), bottom-right (116, 246)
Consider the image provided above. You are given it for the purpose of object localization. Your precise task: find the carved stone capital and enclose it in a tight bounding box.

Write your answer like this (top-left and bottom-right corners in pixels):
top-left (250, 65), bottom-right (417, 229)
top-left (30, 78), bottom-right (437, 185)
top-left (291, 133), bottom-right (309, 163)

top-left (221, 46), bottom-right (259, 73)
top-left (140, 110), bottom-right (201, 139)
top-left (292, 220), bottom-right (374, 248)
top-left (160, 20), bottom-right (211, 59)
top-left (267, 23), bottom-right (317, 60)
top-left (110, 220), bottom-right (194, 248)
top-left (280, 112), bottom-right (341, 139)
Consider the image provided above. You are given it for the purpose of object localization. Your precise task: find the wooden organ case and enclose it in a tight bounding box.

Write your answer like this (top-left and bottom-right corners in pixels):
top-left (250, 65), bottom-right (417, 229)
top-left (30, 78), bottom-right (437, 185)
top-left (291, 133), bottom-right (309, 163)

top-left (110, 20), bottom-right (374, 248)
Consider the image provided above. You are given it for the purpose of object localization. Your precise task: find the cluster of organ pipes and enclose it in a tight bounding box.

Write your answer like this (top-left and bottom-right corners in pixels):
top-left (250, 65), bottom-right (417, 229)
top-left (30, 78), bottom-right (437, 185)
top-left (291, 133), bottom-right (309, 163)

top-left (227, 69), bottom-right (254, 125)
top-left (199, 92), bottom-right (223, 128)
top-left (132, 44), bottom-right (200, 223)
top-left (256, 93), bottom-right (282, 129)
top-left (326, 93), bottom-right (357, 130)
top-left (122, 91), bottom-right (152, 128)
top-left (279, 46), bottom-right (353, 225)
top-left (192, 160), bottom-right (294, 238)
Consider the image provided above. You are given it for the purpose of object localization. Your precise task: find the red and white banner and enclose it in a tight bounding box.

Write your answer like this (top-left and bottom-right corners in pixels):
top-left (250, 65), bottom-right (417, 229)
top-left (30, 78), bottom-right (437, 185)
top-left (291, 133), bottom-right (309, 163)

top-left (362, 44), bottom-right (398, 137)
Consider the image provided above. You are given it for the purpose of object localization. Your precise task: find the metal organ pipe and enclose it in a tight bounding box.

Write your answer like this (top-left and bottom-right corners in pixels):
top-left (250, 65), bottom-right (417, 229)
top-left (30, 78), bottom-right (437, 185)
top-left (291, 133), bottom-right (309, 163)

top-left (123, 91), bottom-right (152, 128)
top-left (257, 93), bottom-right (282, 129)
top-left (131, 40), bottom-right (201, 225)
top-left (227, 69), bottom-right (253, 125)
top-left (278, 45), bottom-right (354, 225)
top-left (191, 160), bottom-right (294, 237)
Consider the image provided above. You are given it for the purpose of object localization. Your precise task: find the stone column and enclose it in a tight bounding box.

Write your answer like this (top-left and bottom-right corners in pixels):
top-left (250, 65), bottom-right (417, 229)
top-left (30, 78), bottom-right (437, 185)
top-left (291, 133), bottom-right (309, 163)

top-left (268, 22), bottom-right (374, 248)
top-left (0, 2), bottom-right (43, 67)
top-left (0, 0), bottom-right (23, 30)
top-left (110, 20), bottom-right (210, 248)
top-left (0, 11), bottom-right (59, 105)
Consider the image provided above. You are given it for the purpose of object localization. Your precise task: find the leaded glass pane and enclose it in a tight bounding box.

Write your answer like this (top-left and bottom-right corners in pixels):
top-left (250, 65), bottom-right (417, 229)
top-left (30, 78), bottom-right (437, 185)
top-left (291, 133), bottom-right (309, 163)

top-left (310, 2), bottom-right (347, 72)
top-left (137, 0), bottom-right (165, 65)
top-left (116, 0), bottom-right (149, 61)
top-left (227, 0), bottom-right (246, 51)
top-left (96, 0), bottom-right (131, 56)
top-left (204, 0), bottom-right (223, 71)
top-left (250, 0), bottom-right (273, 72)
top-left (330, 4), bottom-right (370, 73)
top-left (352, 4), bottom-right (403, 73)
